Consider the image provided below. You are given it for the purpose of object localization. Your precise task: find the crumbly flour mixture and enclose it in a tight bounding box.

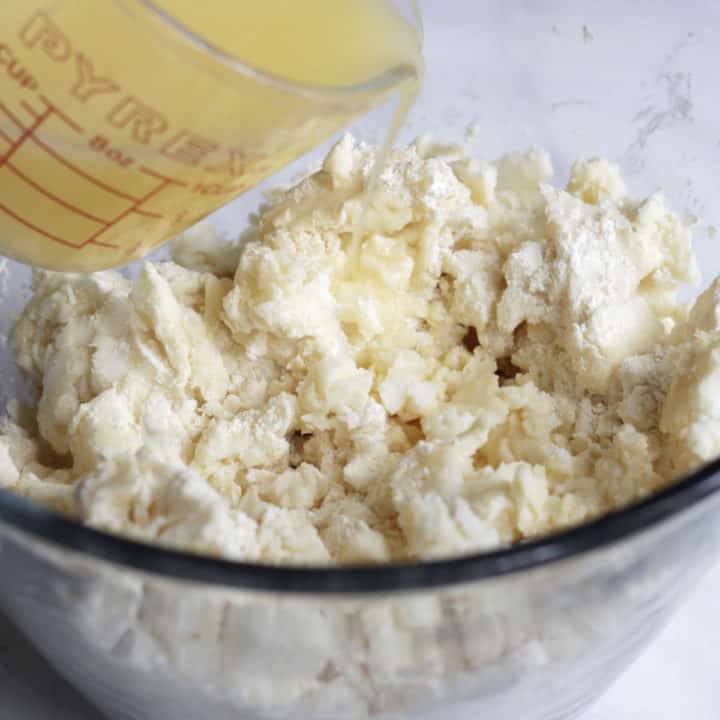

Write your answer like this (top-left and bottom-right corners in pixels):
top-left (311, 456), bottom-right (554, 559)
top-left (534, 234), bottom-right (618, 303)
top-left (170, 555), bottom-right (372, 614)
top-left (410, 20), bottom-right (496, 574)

top-left (1, 135), bottom-right (718, 564)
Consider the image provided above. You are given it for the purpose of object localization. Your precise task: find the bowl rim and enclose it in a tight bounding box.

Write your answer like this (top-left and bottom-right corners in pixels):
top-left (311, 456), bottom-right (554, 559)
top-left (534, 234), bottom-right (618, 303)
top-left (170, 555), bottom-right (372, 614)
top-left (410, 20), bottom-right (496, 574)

top-left (0, 457), bottom-right (718, 593)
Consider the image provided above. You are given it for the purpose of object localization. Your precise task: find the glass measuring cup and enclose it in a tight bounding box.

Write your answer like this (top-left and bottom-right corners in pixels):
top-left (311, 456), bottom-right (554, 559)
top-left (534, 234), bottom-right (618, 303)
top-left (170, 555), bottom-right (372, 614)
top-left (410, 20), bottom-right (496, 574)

top-left (0, 1), bottom-right (422, 272)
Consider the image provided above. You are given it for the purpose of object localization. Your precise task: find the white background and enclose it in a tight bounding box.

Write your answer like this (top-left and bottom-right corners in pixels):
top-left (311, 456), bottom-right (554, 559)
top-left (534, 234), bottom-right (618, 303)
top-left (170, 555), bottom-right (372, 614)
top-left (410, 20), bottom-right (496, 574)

top-left (1, 560), bottom-right (718, 718)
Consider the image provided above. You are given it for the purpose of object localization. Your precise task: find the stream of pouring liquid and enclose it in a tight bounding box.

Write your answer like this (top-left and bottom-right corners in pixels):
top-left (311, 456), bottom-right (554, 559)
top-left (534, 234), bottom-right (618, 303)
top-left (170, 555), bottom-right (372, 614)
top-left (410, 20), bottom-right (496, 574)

top-left (351, 77), bottom-right (421, 253)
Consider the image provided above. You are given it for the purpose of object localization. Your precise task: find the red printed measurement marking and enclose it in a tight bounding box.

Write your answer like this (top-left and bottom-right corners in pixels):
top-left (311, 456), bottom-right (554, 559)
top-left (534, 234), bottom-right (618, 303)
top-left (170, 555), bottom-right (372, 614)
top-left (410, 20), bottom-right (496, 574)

top-left (0, 101), bottom-right (51, 166)
top-left (5, 161), bottom-right (108, 224)
top-left (123, 240), bottom-right (143, 257)
top-left (30, 134), bottom-right (152, 206)
top-left (0, 199), bottom-right (79, 248)
top-left (79, 166), bottom-right (184, 248)
top-left (0, 96), bottom-right (181, 251)
top-left (37, 95), bottom-right (83, 133)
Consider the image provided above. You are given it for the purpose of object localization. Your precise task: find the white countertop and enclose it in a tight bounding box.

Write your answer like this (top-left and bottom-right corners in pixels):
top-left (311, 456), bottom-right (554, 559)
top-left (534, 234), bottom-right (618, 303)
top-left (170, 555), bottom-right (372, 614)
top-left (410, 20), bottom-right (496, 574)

top-left (1, 559), bottom-right (719, 719)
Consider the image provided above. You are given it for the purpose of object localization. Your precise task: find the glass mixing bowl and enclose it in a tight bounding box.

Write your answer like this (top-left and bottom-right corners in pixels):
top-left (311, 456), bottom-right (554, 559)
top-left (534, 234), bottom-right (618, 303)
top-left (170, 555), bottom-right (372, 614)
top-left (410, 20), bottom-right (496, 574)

top-left (1, 1), bottom-right (720, 718)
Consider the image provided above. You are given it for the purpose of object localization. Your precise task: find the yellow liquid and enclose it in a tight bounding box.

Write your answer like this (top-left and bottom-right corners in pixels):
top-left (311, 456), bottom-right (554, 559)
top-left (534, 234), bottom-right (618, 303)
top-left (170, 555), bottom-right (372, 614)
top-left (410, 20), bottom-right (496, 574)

top-left (0, 0), bottom-right (421, 271)
top-left (152, 0), bottom-right (420, 88)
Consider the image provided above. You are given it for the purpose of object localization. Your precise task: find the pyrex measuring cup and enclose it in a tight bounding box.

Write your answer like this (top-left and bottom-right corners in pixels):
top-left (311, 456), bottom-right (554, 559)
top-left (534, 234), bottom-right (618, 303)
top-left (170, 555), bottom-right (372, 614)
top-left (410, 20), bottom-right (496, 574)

top-left (0, 1), bottom-right (422, 271)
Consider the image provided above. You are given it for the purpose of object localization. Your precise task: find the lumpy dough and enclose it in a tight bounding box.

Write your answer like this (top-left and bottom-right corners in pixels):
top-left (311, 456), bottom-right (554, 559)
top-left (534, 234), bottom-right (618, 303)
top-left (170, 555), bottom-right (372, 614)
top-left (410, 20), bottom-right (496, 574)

top-left (1, 134), bottom-right (718, 564)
